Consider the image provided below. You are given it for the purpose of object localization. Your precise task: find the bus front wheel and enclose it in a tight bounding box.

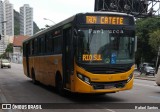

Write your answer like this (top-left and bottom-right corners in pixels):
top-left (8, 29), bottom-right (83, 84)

top-left (55, 74), bottom-right (65, 96)
top-left (31, 69), bottom-right (38, 84)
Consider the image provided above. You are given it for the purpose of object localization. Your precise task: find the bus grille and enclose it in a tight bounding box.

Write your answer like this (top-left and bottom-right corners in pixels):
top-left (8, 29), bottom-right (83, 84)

top-left (91, 80), bottom-right (127, 90)
top-left (80, 64), bottom-right (132, 74)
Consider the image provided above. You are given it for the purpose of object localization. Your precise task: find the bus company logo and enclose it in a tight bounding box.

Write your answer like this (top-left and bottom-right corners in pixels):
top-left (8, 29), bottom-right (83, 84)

top-left (108, 76), bottom-right (113, 80)
top-left (2, 104), bottom-right (11, 109)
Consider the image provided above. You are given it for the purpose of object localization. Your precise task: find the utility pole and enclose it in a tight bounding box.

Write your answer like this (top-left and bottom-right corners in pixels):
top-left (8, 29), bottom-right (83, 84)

top-left (43, 18), bottom-right (56, 24)
top-left (156, 46), bottom-right (160, 74)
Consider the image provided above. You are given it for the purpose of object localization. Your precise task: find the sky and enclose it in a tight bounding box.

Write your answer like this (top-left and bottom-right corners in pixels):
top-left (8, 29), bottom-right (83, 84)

top-left (9, 0), bottom-right (95, 29)
top-left (4, 0), bottom-right (160, 29)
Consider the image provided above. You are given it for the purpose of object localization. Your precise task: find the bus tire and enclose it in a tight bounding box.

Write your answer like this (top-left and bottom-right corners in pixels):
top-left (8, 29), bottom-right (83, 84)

top-left (31, 69), bottom-right (38, 84)
top-left (55, 73), bottom-right (65, 96)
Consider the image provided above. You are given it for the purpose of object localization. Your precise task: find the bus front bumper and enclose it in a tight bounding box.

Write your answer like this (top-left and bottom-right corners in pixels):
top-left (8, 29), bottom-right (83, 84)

top-left (74, 75), bottom-right (134, 93)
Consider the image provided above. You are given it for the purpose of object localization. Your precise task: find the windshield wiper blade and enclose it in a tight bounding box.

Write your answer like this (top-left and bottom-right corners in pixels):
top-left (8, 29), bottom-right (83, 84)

top-left (87, 30), bottom-right (95, 52)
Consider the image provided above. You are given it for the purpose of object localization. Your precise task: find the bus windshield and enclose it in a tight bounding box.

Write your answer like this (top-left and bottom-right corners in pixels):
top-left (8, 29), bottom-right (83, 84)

top-left (77, 29), bottom-right (135, 64)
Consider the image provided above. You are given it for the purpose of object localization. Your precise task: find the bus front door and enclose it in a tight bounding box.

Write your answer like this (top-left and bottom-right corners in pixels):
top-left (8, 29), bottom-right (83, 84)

top-left (63, 27), bottom-right (73, 88)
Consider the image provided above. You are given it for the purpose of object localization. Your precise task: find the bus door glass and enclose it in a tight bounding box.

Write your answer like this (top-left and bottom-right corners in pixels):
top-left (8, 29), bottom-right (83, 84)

top-left (63, 27), bottom-right (73, 86)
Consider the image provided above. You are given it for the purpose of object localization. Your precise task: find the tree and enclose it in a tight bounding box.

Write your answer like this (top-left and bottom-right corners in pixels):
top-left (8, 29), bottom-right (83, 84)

top-left (0, 43), bottom-right (14, 59)
top-left (5, 43), bottom-right (13, 53)
top-left (149, 30), bottom-right (160, 52)
top-left (149, 29), bottom-right (160, 73)
top-left (135, 17), bottom-right (160, 66)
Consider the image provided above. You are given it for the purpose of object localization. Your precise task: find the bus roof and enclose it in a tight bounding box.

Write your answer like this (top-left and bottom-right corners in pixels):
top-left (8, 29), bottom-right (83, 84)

top-left (92, 11), bottom-right (133, 16)
top-left (23, 12), bottom-right (133, 43)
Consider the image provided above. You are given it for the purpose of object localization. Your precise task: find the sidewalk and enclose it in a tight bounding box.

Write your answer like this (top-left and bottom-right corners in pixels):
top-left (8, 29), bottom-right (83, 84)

top-left (134, 69), bottom-right (160, 81)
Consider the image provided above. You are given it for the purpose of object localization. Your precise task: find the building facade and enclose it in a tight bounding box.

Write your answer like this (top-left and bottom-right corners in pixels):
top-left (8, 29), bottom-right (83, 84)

top-left (0, 0), bottom-right (4, 55)
top-left (20, 4), bottom-right (33, 36)
top-left (11, 35), bottom-right (29, 63)
top-left (0, 0), bottom-right (3, 34)
top-left (3, 0), bottom-right (14, 36)
top-left (0, 0), bottom-right (14, 55)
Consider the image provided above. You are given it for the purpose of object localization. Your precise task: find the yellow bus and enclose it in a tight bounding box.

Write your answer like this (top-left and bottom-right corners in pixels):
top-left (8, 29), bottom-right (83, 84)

top-left (23, 12), bottom-right (136, 95)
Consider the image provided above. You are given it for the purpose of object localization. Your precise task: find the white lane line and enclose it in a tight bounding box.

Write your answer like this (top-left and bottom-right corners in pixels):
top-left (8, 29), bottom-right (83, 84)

top-left (0, 88), bottom-right (13, 112)
top-left (105, 109), bottom-right (116, 112)
top-left (134, 83), bottom-right (158, 88)
top-left (95, 104), bottom-right (116, 112)
top-left (149, 96), bottom-right (160, 100)
top-left (0, 88), bottom-right (8, 103)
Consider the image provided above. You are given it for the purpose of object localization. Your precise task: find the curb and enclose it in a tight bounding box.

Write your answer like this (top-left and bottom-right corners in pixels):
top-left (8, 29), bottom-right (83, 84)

top-left (134, 77), bottom-right (155, 81)
top-left (134, 73), bottom-right (156, 81)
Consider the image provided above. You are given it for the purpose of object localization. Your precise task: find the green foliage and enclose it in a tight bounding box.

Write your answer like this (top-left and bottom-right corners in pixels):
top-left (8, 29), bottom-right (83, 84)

top-left (5, 43), bottom-right (13, 53)
top-left (136, 17), bottom-right (160, 64)
top-left (0, 44), bottom-right (13, 59)
top-left (14, 10), bottom-right (20, 35)
top-left (149, 30), bottom-right (160, 52)
top-left (33, 22), bottom-right (40, 34)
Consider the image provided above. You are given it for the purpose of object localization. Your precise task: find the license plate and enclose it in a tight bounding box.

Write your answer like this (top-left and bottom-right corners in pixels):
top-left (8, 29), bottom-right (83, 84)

top-left (104, 85), bottom-right (115, 89)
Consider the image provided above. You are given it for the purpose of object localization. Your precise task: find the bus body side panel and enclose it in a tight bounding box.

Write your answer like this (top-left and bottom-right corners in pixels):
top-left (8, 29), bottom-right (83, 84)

top-left (23, 57), bottom-right (28, 77)
top-left (29, 57), bottom-right (34, 78)
top-left (30, 55), bottom-right (63, 86)
top-left (41, 55), bottom-right (62, 86)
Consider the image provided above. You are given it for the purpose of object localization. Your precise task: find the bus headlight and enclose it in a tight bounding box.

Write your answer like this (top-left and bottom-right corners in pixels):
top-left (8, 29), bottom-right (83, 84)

top-left (127, 73), bottom-right (133, 82)
top-left (77, 73), bottom-right (90, 84)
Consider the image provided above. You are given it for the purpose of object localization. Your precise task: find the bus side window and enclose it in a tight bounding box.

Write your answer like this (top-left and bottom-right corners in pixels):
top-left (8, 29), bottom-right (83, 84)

top-left (32, 40), bottom-right (35, 55)
top-left (23, 43), bottom-right (26, 57)
top-left (52, 36), bottom-right (54, 53)
top-left (46, 33), bottom-right (53, 54)
top-left (28, 42), bottom-right (30, 56)
top-left (54, 36), bottom-right (62, 54)
top-left (41, 36), bottom-right (46, 54)
top-left (34, 38), bottom-right (38, 55)
top-left (38, 37), bottom-right (42, 54)
top-left (30, 40), bottom-right (34, 56)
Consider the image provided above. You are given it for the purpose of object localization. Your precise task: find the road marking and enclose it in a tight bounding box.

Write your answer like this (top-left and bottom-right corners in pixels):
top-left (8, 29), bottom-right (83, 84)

top-left (149, 96), bottom-right (160, 100)
top-left (105, 109), bottom-right (116, 112)
top-left (134, 83), bottom-right (158, 88)
top-left (0, 89), bottom-right (8, 103)
top-left (0, 88), bottom-right (13, 112)
top-left (95, 104), bottom-right (116, 112)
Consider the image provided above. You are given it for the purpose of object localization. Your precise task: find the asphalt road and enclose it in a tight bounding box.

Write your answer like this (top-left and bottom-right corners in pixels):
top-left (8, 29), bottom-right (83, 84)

top-left (0, 63), bottom-right (160, 112)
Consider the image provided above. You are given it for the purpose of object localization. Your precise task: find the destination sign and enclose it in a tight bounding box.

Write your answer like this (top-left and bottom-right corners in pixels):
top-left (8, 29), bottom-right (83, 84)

top-left (86, 16), bottom-right (129, 25)
top-left (82, 54), bottom-right (102, 61)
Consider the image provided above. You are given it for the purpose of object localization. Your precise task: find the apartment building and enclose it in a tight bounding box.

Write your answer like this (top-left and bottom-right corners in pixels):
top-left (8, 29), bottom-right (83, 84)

top-left (20, 4), bottom-right (33, 36)
top-left (0, 0), bottom-right (14, 55)
top-left (0, 0), bottom-right (4, 55)
top-left (3, 0), bottom-right (14, 36)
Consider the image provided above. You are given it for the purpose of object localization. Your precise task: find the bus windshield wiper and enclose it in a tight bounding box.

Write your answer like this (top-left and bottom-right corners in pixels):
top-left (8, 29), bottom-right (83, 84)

top-left (87, 29), bottom-right (94, 53)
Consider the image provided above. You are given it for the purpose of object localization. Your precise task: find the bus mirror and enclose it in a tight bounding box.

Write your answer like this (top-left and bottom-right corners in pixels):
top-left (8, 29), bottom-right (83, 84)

top-left (78, 30), bottom-right (85, 37)
top-left (135, 36), bottom-right (137, 52)
top-left (73, 29), bottom-right (78, 36)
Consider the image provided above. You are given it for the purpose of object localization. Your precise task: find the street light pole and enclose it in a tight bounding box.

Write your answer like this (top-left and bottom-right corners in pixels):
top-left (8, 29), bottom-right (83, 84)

top-left (43, 18), bottom-right (56, 24)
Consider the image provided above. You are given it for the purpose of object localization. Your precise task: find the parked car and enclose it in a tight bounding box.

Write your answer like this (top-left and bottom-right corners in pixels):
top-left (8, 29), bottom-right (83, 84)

top-left (139, 62), bottom-right (154, 72)
top-left (0, 59), bottom-right (11, 68)
top-left (140, 66), bottom-right (155, 76)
